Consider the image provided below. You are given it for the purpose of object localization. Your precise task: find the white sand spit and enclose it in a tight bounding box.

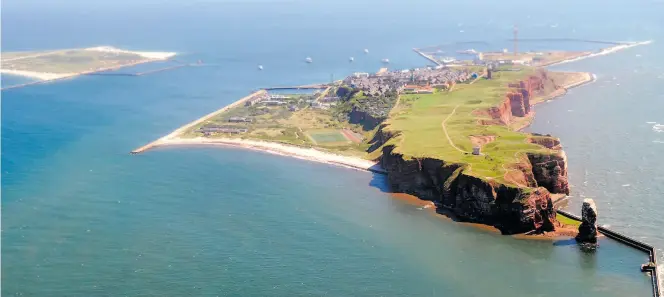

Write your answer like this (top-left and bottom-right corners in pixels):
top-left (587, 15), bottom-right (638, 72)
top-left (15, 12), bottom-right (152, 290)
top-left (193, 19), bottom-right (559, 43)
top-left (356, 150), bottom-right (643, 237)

top-left (85, 46), bottom-right (176, 60)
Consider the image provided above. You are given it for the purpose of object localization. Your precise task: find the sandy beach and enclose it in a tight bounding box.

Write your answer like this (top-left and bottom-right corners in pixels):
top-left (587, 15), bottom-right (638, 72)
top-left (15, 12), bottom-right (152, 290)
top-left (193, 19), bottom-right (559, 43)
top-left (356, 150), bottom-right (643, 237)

top-left (84, 46), bottom-right (177, 60)
top-left (546, 40), bottom-right (652, 67)
top-left (0, 69), bottom-right (75, 80)
top-left (160, 137), bottom-right (384, 173)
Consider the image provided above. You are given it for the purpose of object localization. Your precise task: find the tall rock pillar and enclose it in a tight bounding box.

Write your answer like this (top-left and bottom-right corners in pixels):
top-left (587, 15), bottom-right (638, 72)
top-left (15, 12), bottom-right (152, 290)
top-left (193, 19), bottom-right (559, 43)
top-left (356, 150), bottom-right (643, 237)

top-left (575, 199), bottom-right (598, 244)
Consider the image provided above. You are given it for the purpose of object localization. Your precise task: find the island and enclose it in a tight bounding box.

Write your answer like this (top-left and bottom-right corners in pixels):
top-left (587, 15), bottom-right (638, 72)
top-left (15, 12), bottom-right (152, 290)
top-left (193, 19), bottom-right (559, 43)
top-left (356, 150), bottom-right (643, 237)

top-left (1, 46), bottom-right (178, 90)
top-left (132, 39), bottom-right (649, 236)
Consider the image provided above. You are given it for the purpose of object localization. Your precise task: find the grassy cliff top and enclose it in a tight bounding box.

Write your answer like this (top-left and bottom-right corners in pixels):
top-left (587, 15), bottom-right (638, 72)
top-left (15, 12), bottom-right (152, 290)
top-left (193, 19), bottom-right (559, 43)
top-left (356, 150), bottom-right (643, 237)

top-left (377, 67), bottom-right (553, 185)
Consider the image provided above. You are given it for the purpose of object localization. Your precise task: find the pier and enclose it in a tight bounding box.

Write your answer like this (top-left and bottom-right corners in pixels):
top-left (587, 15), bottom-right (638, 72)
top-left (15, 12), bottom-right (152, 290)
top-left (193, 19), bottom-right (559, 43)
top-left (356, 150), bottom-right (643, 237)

top-left (412, 48), bottom-right (443, 66)
top-left (130, 89), bottom-right (268, 154)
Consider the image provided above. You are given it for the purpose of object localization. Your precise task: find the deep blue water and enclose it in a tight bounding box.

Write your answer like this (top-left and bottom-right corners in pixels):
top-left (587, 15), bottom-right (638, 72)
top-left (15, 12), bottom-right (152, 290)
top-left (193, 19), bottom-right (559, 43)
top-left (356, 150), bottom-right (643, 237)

top-left (2, 0), bottom-right (662, 295)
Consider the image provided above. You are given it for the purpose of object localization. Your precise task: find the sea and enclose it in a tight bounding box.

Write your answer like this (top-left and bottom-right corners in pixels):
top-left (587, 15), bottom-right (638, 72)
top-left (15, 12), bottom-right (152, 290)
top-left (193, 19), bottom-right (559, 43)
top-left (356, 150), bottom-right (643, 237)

top-left (2, 0), bottom-right (663, 296)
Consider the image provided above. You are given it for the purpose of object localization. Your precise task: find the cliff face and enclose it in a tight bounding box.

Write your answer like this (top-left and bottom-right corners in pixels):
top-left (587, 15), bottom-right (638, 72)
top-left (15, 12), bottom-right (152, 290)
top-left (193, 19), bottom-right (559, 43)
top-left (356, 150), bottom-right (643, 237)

top-left (378, 144), bottom-right (557, 234)
top-left (489, 72), bottom-right (549, 124)
top-left (488, 97), bottom-right (513, 125)
top-left (527, 151), bottom-right (570, 195)
top-left (349, 108), bottom-right (385, 131)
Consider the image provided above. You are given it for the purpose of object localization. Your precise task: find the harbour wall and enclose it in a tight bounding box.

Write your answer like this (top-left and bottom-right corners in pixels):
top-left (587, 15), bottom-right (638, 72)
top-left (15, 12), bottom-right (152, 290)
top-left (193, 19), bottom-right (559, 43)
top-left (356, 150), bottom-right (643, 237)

top-left (557, 210), bottom-right (661, 297)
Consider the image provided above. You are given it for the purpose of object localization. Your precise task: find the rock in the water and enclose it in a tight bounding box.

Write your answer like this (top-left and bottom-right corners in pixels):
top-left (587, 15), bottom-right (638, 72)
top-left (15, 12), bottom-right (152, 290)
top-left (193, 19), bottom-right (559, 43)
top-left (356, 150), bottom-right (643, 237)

top-left (576, 199), bottom-right (598, 244)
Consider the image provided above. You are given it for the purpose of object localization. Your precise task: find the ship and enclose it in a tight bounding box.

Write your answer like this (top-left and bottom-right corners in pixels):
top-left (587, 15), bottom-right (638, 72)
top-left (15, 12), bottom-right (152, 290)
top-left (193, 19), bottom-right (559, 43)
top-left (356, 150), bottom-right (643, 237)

top-left (305, 57), bottom-right (313, 63)
top-left (364, 49), bottom-right (369, 54)
top-left (381, 58), bottom-right (390, 63)
top-left (349, 57), bottom-right (354, 62)
top-left (458, 49), bottom-right (478, 55)
top-left (441, 57), bottom-right (456, 63)
top-left (258, 65), bottom-right (263, 70)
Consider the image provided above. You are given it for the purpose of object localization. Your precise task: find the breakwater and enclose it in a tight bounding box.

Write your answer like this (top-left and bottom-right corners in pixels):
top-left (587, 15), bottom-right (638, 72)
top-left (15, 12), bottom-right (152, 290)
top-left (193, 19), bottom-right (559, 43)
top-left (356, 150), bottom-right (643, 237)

top-left (557, 210), bottom-right (661, 297)
top-left (86, 63), bottom-right (189, 77)
top-left (412, 48), bottom-right (443, 66)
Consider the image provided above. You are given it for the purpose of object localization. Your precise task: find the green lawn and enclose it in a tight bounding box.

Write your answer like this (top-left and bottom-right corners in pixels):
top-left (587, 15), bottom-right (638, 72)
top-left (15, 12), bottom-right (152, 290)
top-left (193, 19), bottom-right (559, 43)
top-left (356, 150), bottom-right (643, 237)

top-left (379, 68), bottom-right (553, 184)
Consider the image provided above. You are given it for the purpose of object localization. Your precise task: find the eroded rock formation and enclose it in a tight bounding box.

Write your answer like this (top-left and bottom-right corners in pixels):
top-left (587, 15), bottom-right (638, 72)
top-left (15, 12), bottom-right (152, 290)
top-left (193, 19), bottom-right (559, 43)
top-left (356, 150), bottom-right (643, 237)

top-left (576, 199), bottom-right (598, 244)
top-left (527, 151), bottom-right (570, 195)
top-left (378, 144), bottom-right (558, 234)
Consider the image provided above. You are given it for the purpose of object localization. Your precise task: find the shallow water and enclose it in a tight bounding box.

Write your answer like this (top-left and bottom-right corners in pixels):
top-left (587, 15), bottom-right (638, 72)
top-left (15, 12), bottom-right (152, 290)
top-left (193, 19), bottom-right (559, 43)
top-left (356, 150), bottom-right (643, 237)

top-left (2, 0), bottom-right (662, 295)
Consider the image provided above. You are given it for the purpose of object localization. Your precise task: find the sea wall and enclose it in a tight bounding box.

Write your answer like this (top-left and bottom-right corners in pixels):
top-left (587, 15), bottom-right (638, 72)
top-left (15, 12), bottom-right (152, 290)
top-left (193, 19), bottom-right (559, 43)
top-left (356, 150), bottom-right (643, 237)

top-left (557, 210), bottom-right (661, 297)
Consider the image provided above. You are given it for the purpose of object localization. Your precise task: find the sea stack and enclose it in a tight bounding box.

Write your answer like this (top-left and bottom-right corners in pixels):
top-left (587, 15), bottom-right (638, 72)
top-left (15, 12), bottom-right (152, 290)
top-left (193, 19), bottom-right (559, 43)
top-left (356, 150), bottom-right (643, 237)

top-left (576, 198), bottom-right (598, 244)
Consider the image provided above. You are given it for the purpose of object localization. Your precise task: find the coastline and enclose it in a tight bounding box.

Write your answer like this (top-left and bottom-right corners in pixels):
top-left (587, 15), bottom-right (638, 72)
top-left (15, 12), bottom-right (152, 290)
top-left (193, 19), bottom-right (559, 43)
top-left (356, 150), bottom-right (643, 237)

top-left (156, 136), bottom-right (384, 174)
top-left (1, 46), bottom-right (177, 91)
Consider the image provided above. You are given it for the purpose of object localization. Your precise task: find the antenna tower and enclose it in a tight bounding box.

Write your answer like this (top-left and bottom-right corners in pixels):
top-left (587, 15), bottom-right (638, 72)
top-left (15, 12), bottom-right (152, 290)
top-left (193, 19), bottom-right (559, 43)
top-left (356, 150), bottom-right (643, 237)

top-left (513, 25), bottom-right (519, 57)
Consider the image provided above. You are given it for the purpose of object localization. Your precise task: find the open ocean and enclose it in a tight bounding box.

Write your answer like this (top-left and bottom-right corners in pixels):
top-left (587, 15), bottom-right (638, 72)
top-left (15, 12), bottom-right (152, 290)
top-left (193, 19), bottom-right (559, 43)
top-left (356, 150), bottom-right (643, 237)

top-left (2, 0), bottom-right (662, 295)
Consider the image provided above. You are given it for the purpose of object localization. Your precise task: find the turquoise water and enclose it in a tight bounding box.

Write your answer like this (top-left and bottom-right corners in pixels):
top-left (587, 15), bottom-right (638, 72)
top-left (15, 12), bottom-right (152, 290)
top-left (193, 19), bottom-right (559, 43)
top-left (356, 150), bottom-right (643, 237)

top-left (2, 0), bottom-right (661, 295)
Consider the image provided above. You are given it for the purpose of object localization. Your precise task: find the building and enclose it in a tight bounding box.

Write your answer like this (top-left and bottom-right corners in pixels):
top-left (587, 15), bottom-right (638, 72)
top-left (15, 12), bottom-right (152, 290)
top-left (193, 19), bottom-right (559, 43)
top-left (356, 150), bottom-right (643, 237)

top-left (319, 96), bottom-right (340, 103)
top-left (228, 117), bottom-right (253, 123)
top-left (269, 94), bottom-right (291, 100)
top-left (403, 84), bottom-right (434, 94)
top-left (472, 146), bottom-right (481, 155)
top-left (199, 126), bottom-right (248, 135)
top-left (353, 72), bottom-right (370, 78)
top-left (263, 100), bottom-right (286, 106)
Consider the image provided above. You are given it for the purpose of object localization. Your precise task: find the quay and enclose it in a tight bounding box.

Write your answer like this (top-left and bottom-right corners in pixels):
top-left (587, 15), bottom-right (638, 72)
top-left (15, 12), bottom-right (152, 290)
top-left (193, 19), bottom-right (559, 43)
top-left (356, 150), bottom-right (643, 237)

top-left (130, 89), bottom-right (268, 154)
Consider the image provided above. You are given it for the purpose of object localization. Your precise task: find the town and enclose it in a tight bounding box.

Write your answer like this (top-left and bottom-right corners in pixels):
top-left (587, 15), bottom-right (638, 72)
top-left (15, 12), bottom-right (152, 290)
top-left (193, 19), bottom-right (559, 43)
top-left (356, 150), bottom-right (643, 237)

top-left (191, 66), bottom-right (479, 138)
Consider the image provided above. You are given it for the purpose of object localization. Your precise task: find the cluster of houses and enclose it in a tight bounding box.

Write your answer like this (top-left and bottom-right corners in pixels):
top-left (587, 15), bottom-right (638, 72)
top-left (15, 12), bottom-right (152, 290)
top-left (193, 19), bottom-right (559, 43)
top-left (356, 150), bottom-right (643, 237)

top-left (343, 67), bottom-right (472, 97)
top-left (245, 93), bottom-right (297, 107)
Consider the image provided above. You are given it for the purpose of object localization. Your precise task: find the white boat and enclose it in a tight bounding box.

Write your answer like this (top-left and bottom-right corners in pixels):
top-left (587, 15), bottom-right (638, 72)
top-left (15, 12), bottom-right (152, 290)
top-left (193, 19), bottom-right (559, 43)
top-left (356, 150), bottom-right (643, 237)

top-left (441, 57), bottom-right (456, 63)
top-left (364, 49), bottom-right (369, 54)
top-left (458, 49), bottom-right (477, 55)
top-left (258, 65), bottom-right (263, 70)
top-left (349, 57), bottom-right (354, 62)
top-left (381, 58), bottom-right (389, 63)
top-left (305, 57), bottom-right (313, 63)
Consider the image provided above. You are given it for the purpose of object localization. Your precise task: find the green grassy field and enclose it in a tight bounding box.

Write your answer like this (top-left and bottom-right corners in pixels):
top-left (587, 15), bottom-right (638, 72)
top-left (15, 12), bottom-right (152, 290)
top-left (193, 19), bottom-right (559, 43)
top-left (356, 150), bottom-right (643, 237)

top-left (379, 68), bottom-right (552, 184)
top-left (556, 213), bottom-right (582, 227)
top-left (307, 130), bottom-right (349, 144)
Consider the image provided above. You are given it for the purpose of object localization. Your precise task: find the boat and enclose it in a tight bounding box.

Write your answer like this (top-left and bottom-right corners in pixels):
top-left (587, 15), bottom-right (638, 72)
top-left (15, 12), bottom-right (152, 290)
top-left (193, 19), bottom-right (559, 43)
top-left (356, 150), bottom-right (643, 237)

top-left (458, 49), bottom-right (478, 55)
top-left (364, 49), bottom-right (369, 54)
top-left (305, 57), bottom-right (313, 63)
top-left (258, 65), bottom-right (263, 70)
top-left (381, 58), bottom-right (389, 63)
top-left (349, 57), bottom-right (354, 62)
top-left (441, 57), bottom-right (456, 63)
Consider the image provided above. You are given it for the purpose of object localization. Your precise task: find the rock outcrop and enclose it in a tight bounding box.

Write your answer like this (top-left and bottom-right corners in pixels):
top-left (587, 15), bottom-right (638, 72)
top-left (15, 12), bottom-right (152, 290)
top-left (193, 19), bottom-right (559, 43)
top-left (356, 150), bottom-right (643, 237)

top-left (576, 199), bottom-right (598, 244)
top-left (486, 71), bottom-right (552, 125)
top-left (379, 145), bottom-right (558, 234)
top-left (348, 109), bottom-right (385, 131)
top-left (527, 151), bottom-right (570, 195)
